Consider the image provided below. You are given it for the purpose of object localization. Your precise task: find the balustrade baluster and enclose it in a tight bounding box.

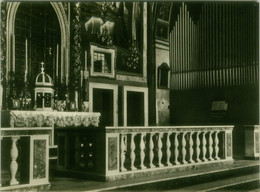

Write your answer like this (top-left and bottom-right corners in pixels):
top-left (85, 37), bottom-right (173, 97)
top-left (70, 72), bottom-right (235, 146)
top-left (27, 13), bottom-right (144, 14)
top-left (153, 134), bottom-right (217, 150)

top-left (196, 132), bottom-right (201, 162)
top-left (202, 132), bottom-right (207, 161)
top-left (157, 132), bottom-right (163, 167)
top-left (189, 132), bottom-right (194, 163)
top-left (182, 132), bottom-right (187, 164)
top-left (166, 132), bottom-right (172, 166)
top-left (208, 131), bottom-right (213, 161)
top-left (174, 133), bottom-right (180, 165)
top-left (10, 136), bottom-right (20, 185)
top-left (120, 134), bottom-right (127, 171)
top-left (214, 131), bottom-right (220, 160)
top-left (140, 133), bottom-right (146, 169)
top-left (149, 133), bottom-right (155, 168)
top-left (130, 133), bottom-right (137, 170)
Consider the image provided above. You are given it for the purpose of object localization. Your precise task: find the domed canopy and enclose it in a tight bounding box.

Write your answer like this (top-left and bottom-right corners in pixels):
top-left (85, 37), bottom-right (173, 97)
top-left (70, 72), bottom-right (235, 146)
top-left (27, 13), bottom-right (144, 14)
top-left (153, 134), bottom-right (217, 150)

top-left (35, 62), bottom-right (53, 87)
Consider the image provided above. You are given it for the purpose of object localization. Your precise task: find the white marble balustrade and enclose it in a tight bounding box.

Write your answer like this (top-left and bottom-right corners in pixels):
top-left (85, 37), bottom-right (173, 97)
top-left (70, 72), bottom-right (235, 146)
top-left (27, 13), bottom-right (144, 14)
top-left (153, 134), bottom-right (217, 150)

top-left (105, 126), bottom-right (233, 174)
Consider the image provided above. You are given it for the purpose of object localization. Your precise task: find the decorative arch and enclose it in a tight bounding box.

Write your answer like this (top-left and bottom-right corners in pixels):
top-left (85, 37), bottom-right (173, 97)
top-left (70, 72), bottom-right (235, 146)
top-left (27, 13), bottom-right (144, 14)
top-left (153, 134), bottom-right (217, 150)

top-left (153, 2), bottom-right (172, 41)
top-left (6, 2), bottom-right (70, 83)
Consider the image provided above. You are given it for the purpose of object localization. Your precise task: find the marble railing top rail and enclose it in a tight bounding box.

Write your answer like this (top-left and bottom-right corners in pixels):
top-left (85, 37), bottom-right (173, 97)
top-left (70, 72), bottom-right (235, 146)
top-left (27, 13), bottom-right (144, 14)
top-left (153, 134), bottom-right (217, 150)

top-left (105, 125), bottom-right (234, 133)
top-left (10, 110), bottom-right (101, 127)
top-left (1, 127), bottom-right (53, 137)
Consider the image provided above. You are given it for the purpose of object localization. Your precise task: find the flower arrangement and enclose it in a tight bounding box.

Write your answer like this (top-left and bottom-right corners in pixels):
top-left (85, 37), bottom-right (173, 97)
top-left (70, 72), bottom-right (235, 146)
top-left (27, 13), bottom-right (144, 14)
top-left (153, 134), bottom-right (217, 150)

top-left (54, 100), bottom-right (66, 111)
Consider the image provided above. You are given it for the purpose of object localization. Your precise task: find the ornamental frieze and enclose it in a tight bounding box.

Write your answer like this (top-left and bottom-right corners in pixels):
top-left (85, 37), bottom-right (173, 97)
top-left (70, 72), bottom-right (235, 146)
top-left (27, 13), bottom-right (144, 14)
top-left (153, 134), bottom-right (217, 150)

top-left (10, 110), bottom-right (100, 128)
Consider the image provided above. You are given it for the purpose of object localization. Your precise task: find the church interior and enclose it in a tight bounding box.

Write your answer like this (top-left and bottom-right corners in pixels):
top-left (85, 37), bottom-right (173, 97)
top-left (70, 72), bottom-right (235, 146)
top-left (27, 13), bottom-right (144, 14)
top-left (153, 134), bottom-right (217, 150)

top-left (0, 1), bottom-right (259, 191)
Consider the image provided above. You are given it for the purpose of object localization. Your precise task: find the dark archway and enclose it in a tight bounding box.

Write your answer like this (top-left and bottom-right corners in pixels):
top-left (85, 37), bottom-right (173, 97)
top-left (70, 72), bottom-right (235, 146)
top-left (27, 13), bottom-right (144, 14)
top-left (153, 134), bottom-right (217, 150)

top-left (14, 3), bottom-right (61, 95)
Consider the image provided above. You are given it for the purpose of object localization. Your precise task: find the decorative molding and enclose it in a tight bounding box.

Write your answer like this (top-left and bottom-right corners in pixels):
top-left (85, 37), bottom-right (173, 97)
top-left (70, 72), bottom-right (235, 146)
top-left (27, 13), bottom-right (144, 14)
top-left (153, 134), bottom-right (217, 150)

top-left (143, 2), bottom-right (147, 83)
top-left (90, 45), bottom-right (116, 78)
top-left (51, 2), bottom-right (69, 48)
top-left (123, 86), bottom-right (148, 127)
top-left (105, 125), bottom-right (234, 134)
top-left (1, 2), bottom-right (7, 84)
top-left (155, 39), bottom-right (169, 50)
top-left (71, 2), bottom-right (81, 89)
top-left (1, 2), bottom-right (7, 109)
top-left (62, 2), bottom-right (68, 15)
top-left (89, 82), bottom-right (118, 126)
top-left (50, 2), bottom-right (70, 84)
top-left (158, 2), bottom-right (171, 21)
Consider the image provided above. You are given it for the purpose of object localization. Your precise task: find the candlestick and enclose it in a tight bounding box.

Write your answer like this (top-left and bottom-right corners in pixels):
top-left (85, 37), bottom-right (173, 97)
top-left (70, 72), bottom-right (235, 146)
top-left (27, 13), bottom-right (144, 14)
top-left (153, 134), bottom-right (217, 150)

top-left (25, 39), bottom-right (28, 72)
top-left (80, 70), bottom-right (83, 87)
top-left (24, 73), bottom-right (27, 83)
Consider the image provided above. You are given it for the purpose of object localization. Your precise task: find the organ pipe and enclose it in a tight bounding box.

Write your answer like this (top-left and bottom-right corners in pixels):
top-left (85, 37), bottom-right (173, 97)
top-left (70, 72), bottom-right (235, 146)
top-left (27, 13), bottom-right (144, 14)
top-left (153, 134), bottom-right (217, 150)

top-left (169, 2), bottom-right (258, 90)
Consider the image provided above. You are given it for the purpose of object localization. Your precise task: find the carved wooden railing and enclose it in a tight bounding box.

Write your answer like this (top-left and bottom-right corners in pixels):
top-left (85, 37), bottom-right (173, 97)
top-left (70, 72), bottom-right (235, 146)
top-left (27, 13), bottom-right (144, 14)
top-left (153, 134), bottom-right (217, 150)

top-left (105, 126), bottom-right (233, 180)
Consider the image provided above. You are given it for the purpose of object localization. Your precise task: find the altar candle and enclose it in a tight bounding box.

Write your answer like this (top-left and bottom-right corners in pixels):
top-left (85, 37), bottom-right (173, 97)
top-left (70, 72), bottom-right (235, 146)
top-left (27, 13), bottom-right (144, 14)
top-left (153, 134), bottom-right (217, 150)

top-left (12, 35), bottom-right (15, 74)
top-left (75, 90), bottom-right (78, 110)
top-left (25, 39), bottom-right (28, 73)
top-left (56, 44), bottom-right (59, 77)
top-left (85, 50), bottom-right (87, 71)
top-left (66, 74), bottom-right (68, 86)
top-left (25, 39), bottom-right (28, 82)
top-left (66, 48), bottom-right (69, 75)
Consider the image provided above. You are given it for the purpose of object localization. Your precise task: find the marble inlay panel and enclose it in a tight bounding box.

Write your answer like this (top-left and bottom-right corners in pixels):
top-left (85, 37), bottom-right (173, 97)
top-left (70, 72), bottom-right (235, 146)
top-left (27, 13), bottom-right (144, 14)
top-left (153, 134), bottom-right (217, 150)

top-left (226, 133), bottom-right (232, 157)
top-left (33, 140), bottom-right (46, 179)
top-left (108, 137), bottom-right (117, 171)
top-left (255, 132), bottom-right (259, 153)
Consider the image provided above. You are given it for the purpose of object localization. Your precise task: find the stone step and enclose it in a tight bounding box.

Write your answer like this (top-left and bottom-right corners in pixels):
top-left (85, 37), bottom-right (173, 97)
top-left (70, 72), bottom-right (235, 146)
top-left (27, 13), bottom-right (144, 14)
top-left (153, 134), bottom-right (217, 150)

top-left (49, 160), bottom-right (259, 192)
top-left (107, 161), bottom-right (259, 191)
top-left (165, 173), bottom-right (259, 192)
